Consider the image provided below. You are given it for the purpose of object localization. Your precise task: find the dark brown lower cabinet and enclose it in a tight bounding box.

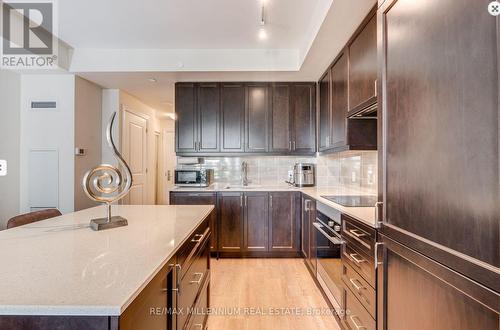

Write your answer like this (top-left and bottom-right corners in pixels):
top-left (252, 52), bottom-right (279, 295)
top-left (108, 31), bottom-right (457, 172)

top-left (269, 192), bottom-right (300, 252)
top-left (170, 192), bottom-right (218, 251)
top-left (377, 235), bottom-right (500, 330)
top-left (244, 192), bottom-right (269, 251)
top-left (218, 192), bottom-right (244, 252)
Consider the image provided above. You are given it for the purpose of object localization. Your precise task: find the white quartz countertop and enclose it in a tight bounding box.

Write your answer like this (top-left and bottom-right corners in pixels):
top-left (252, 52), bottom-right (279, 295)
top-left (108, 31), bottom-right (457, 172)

top-left (0, 205), bottom-right (214, 316)
top-left (172, 185), bottom-right (377, 227)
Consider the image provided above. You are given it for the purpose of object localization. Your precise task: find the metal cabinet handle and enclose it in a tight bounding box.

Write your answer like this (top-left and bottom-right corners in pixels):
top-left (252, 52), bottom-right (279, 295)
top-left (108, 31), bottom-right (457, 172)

top-left (289, 141), bottom-right (292, 151)
top-left (349, 278), bottom-right (364, 291)
top-left (169, 263), bottom-right (182, 294)
top-left (270, 195), bottom-right (273, 208)
top-left (349, 229), bottom-right (367, 238)
top-left (292, 141), bottom-right (296, 150)
top-left (349, 253), bottom-right (366, 264)
top-left (350, 315), bottom-right (366, 330)
top-left (304, 199), bottom-right (311, 211)
top-left (244, 195), bottom-right (247, 207)
top-left (190, 272), bottom-right (204, 285)
top-left (374, 79), bottom-right (377, 97)
top-left (375, 202), bottom-right (383, 226)
top-left (240, 195), bottom-right (243, 207)
top-left (375, 242), bottom-right (384, 269)
top-left (191, 234), bottom-right (204, 243)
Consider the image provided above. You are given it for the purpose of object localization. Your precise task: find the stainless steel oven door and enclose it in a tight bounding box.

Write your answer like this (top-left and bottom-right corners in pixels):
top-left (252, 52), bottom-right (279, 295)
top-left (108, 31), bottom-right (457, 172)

top-left (314, 217), bottom-right (344, 315)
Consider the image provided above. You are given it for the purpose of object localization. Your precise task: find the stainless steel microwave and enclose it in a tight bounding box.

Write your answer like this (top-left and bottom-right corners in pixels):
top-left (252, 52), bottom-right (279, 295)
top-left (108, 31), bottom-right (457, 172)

top-left (174, 169), bottom-right (214, 187)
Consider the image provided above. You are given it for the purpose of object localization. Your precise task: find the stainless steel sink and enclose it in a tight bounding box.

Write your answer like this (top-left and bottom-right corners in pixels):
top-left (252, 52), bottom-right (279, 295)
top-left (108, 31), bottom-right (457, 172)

top-left (224, 184), bottom-right (262, 190)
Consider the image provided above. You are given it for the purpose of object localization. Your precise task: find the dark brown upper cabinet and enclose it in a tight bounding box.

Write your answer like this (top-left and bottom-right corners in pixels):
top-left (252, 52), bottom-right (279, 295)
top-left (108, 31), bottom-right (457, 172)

top-left (291, 83), bottom-right (316, 154)
top-left (175, 83), bottom-right (219, 153)
top-left (318, 72), bottom-right (331, 151)
top-left (348, 13), bottom-right (377, 115)
top-left (269, 83), bottom-right (292, 153)
top-left (175, 83), bottom-right (197, 153)
top-left (176, 82), bottom-right (316, 156)
top-left (197, 83), bottom-right (220, 152)
top-left (317, 6), bottom-right (378, 154)
top-left (330, 52), bottom-right (348, 149)
top-left (270, 83), bottom-right (316, 154)
top-left (220, 83), bottom-right (245, 152)
top-left (245, 84), bottom-right (269, 152)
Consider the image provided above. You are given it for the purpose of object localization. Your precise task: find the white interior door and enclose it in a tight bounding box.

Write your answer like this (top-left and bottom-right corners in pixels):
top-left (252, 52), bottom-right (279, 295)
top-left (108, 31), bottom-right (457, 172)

top-left (153, 131), bottom-right (160, 205)
top-left (122, 110), bottom-right (148, 205)
top-left (163, 129), bottom-right (175, 204)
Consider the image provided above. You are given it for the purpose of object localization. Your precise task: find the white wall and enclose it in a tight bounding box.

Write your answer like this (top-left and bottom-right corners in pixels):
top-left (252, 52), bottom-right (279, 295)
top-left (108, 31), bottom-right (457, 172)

top-left (101, 89), bottom-right (120, 166)
top-left (0, 70), bottom-right (21, 229)
top-left (19, 74), bottom-right (75, 214)
top-left (74, 76), bottom-right (102, 211)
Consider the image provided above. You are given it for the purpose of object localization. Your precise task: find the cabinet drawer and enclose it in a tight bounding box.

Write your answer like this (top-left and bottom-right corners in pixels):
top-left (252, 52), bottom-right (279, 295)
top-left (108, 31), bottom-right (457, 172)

top-left (178, 236), bottom-right (210, 329)
top-left (342, 263), bottom-right (376, 318)
top-left (177, 219), bottom-right (209, 275)
top-left (342, 241), bottom-right (375, 287)
top-left (342, 214), bottom-right (376, 257)
top-left (186, 273), bottom-right (210, 330)
top-left (344, 286), bottom-right (375, 330)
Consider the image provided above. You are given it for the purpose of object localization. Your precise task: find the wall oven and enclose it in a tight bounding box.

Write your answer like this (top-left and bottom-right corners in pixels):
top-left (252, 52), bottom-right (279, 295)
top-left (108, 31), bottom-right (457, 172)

top-left (314, 202), bottom-right (344, 316)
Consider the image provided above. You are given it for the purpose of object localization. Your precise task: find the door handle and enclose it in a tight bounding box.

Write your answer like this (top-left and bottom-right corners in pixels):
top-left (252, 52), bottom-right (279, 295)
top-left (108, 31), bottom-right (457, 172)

top-left (349, 253), bottom-right (366, 264)
top-left (292, 141), bottom-right (296, 150)
top-left (244, 195), bottom-right (247, 207)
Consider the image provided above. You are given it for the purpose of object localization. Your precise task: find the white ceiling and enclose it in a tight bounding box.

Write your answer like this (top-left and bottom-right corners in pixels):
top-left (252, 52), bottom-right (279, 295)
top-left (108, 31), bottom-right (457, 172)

top-left (68, 0), bottom-right (376, 112)
top-left (60, 0), bottom-right (324, 50)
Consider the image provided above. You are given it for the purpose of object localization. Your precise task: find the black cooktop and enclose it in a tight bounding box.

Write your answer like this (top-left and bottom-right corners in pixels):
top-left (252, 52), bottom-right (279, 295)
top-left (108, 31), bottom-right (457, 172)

top-left (321, 195), bottom-right (377, 207)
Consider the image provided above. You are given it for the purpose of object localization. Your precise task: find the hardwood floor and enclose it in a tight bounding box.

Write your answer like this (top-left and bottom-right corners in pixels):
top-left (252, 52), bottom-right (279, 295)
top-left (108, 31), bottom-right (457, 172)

top-left (207, 258), bottom-right (340, 330)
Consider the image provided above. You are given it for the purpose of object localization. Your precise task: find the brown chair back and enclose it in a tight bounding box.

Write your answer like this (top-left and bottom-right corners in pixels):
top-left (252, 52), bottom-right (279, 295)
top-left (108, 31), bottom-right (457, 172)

top-left (7, 209), bottom-right (62, 229)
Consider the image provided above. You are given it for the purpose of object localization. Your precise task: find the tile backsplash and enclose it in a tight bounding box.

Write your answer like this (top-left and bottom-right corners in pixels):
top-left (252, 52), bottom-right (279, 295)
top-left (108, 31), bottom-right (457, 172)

top-left (177, 151), bottom-right (377, 193)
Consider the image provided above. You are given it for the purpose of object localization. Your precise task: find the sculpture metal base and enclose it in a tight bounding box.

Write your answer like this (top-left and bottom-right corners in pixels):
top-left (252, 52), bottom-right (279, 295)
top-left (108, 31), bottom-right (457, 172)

top-left (90, 216), bottom-right (128, 231)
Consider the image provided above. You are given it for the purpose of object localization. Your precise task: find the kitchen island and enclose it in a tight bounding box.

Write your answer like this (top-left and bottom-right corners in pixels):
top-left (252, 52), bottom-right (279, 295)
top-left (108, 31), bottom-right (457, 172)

top-left (0, 205), bottom-right (213, 330)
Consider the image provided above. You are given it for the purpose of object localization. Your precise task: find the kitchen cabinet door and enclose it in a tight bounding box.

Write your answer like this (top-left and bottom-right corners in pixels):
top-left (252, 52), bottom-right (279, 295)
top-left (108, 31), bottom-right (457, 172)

top-left (268, 192), bottom-right (299, 252)
top-left (197, 83), bottom-right (219, 152)
top-left (246, 84), bottom-right (269, 152)
top-left (330, 52), bottom-right (348, 149)
top-left (169, 192), bottom-right (218, 252)
top-left (269, 83), bottom-right (292, 153)
top-left (348, 13), bottom-right (377, 114)
top-left (379, 0), bottom-right (499, 291)
top-left (291, 83), bottom-right (316, 154)
top-left (318, 72), bottom-right (331, 151)
top-left (220, 84), bottom-right (245, 152)
top-left (377, 235), bottom-right (499, 330)
top-left (243, 192), bottom-right (269, 251)
top-left (175, 83), bottom-right (197, 153)
top-left (218, 192), bottom-right (244, 252)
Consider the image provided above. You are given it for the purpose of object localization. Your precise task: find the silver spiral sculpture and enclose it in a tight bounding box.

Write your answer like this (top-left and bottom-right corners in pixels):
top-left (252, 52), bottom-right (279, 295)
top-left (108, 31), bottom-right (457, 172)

top-left (83, 111), bottom-right (132, 231)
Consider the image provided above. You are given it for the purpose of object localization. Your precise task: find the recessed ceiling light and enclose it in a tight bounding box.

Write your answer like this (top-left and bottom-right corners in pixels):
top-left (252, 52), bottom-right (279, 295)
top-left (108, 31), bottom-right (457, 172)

top-left (147, 78), bottom-right (157, 83)
top-left (258, 28), bottom-right (267, 40)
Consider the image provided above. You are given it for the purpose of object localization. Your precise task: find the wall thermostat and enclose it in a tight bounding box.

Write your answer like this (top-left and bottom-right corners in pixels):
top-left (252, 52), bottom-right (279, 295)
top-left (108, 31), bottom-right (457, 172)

top-left (0, 160), bottom-right (7, 176)
top-left (75, 148), bottom-right (86, 156)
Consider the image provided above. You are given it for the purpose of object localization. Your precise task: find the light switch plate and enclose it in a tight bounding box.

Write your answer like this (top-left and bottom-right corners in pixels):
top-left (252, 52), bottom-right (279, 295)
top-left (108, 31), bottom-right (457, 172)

top-left (0, 160), bottom-right (7, 176)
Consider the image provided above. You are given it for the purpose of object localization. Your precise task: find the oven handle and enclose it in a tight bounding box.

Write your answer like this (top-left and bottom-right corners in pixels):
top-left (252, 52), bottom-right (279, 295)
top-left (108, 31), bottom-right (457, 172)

top-left (313, 222), bottom-right (343, 245)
